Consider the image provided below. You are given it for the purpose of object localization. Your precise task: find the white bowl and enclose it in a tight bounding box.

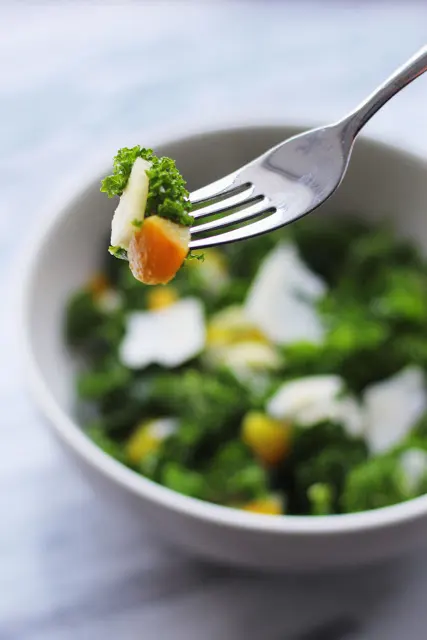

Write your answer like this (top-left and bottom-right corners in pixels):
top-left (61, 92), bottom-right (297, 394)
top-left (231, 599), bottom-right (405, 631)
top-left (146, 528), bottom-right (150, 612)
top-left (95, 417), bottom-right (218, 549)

top-left (23, 124), bottom-right (427, 571)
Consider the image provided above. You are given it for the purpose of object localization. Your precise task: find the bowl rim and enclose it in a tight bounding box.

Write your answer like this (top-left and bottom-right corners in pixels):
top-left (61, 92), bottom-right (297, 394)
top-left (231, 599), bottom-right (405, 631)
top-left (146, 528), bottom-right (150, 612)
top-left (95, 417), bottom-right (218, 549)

top-left (21, 120), bottom-right (427, 536)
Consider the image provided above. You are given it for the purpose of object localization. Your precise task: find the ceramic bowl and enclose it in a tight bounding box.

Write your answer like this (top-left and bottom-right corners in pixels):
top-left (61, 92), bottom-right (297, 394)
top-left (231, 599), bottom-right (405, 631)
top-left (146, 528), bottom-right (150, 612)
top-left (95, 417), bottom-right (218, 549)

top-left (22, 124), bottom-right (427, 571)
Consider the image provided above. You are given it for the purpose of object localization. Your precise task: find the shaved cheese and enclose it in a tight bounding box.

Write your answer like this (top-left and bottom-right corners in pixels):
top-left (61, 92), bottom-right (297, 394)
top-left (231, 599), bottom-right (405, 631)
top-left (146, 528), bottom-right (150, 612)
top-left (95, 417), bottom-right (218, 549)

top-left (267, 375), bottom-right (365, 436)
top-left (364, 367), bottom-right (427, 454)
top-left (111, 156), bottom-right (151, 250)
top-left (120, 298), bottom-right (205, 368)
top-left (245, 243), bottom-right (326, 345)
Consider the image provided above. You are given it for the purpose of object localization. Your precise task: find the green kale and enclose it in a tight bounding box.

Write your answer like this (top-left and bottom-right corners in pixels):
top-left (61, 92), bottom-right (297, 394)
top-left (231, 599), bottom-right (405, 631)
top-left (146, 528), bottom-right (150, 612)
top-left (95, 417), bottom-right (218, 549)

top-left (108, 245), bottom-right (128, 260)
top-left (132, 369), bottom-right (253, 478)
top-left (214, 279), bottom-right (249, 309)
top-left (342, 431), bottom-right (427, 513)
top-left (101, 146), bottom-right (193, 226)
top-left (278, 422), bottom-right (368, 514)
top-left (281, 322), bottom-right (398, 394)
top-left (411, 412), bottom-right (427, 440)
top-left (281, 341), bottom-right (337, 380)
top-left (147, 368), bottom-right (251, 436)
top-left (86, 424), bottom-right (127, 464)
top-left (116, 265), bottom-right (150, 311)
top-left (287, 219), bottom-right (427, 393)
top-left (186, 251), bottom-right (205, 262)
top-left (372, 269), bottom-right (427, 325)
top-left (161, 463), bottom-right (207, 500)
top-left (307, 482), bottom-right (334, 515)
top-left (341, 455), bottom-right (409, 513)
top-left (101, 147), bottom-right (154, 197)
top-left (394, 334), bottom-right (427, 370)
top-left (141, 420), bottom-right (205, 474)
top-left (103, 242), bottom-right (129, 286)
top-left (159, 440), bottom-right (268, 504)
top-left (318, 297), bottom-right (397, 392)
top-left (343, 228), bottom-right (422, 294)
top-left (291, 215), bottom-right (370, 285)
top-left (205, 440), bottom-right (268, 505)
top-left (65, 290), bottom-right (104, 348)
top-left (65, 289), bottom-right (125, 357)
top-left (171, 260), bottom-right (217, 310)
top-left (77, 361), bottom-right (131, 401)
top-left (295, 440), bottom-right (367, 513)
top-left (93, 395), bottom-right (147, 440)
top-left (91, 367), bottom-right (167, 440)
top-left (315, 275), bottom-right (427, 392)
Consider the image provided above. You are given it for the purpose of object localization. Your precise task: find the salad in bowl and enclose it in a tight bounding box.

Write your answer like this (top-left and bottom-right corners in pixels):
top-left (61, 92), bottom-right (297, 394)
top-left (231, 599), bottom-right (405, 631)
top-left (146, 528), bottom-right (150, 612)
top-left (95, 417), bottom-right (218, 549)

top-left (66, 149), bottom-right (427, 517)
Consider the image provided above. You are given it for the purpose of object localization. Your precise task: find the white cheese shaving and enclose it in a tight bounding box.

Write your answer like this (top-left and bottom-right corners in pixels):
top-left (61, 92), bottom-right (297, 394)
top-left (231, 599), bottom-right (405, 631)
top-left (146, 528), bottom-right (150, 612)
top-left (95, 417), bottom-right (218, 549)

top-left (120, 298), bottom-right (205, 369)
top-left (245, 243), bottom-right (326, 345)
top-left (267, 375), bottom-right (365, 436)
top-left (364, 367), bottom-right (427, 454)
top-left (110, 156), bottom-right (151, 250)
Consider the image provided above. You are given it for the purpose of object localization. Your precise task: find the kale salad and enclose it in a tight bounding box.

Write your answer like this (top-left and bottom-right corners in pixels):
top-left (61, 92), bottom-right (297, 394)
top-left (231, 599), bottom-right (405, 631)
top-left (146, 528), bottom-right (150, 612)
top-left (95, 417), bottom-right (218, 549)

top-left (66, 214), bottom-right (427, 516)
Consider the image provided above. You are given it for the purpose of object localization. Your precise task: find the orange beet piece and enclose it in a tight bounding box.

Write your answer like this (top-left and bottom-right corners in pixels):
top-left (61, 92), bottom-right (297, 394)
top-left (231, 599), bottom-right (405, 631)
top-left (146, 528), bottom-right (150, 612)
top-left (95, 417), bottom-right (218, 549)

top-left (128, 215), bottom-right (190, 285)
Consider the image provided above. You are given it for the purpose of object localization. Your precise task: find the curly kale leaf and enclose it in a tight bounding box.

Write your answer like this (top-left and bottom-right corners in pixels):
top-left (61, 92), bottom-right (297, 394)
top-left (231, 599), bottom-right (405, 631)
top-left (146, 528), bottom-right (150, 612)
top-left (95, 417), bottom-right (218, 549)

top-left (101, 147), bottom-right (155, 197)
top-left (277, 422), bottom-right (368, 515)
top-left (108, 246), bottom-right (128, 261)
top-left (341, 454), bottom-right (409, 513)
top-left (101, 146), bottom-right (193, 226)
top-left (77, 360), bottom-right (132, 401)
top-left (158, 440), bottom-right (268, 504)
top-left (65, 290), bottom-right (125, 357)
top-left (307, 482), bottom-right (334, 516)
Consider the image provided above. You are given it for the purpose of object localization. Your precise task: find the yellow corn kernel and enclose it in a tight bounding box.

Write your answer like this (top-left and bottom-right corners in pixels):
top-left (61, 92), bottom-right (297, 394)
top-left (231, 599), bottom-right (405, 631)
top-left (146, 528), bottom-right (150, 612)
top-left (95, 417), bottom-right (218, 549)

top-left (88, 273), bottom-right (109, 297)
top-left (147, 286), bottom-right (179, 311)
top-left (242, 411), bottom-right (290, 465)
top-left (126, 421), bottom-right (160, 464)
top-left (241, 494), bottom-right (283, 515)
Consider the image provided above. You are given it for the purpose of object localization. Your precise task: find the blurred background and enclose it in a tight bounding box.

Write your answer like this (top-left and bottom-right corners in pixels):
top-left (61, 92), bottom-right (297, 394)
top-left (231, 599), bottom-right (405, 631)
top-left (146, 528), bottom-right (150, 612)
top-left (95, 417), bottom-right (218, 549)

top-left (2, 1), bottom-right (427, 639)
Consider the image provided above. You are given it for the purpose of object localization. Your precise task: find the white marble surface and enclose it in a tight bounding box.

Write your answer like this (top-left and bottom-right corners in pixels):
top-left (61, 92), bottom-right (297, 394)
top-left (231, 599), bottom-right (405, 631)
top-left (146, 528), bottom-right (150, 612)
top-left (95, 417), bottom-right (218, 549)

top-left (2, 1), bottom-right (427, 638)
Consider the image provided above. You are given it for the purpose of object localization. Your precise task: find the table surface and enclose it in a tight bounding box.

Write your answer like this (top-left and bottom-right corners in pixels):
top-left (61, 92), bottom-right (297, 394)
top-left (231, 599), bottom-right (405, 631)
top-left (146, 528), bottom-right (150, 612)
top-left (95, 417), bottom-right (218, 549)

top-left (2, 2), bottom-right (427, 638)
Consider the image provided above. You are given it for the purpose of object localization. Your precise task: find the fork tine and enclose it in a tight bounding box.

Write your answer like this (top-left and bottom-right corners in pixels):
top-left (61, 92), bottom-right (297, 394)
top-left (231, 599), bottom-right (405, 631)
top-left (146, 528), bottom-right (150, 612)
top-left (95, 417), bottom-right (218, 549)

top-left (191, 197), bottom-right (270, 236)
top-left (190, 170), bottom-right (240, 204)
top-left (189, 208), bottom-right (282, 249)
top-left (191, 184), bottom-right (254, 220)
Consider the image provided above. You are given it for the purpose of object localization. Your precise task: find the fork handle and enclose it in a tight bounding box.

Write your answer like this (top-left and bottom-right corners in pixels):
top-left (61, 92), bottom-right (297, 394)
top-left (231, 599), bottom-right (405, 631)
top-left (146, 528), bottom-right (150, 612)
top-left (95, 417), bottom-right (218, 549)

top-left (342, 45), bottom-right (427, 138)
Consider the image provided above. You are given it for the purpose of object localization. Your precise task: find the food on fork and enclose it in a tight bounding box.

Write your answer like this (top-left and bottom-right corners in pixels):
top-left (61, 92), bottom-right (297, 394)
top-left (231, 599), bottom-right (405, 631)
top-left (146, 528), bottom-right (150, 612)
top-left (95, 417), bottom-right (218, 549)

top-left (101, 147), bottom-right (194, 285)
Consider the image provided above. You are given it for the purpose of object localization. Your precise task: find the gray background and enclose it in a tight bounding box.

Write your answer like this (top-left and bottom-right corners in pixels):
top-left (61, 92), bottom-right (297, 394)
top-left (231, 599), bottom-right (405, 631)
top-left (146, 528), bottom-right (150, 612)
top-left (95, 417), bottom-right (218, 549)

top-left (2, 1), bottom-right (427, 638)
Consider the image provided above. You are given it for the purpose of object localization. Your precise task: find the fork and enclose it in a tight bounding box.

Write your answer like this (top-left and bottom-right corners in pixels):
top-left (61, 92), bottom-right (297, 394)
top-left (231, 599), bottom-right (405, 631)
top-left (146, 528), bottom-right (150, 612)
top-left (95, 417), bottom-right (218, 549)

top-left (189, 45), bottom-right (427, 250)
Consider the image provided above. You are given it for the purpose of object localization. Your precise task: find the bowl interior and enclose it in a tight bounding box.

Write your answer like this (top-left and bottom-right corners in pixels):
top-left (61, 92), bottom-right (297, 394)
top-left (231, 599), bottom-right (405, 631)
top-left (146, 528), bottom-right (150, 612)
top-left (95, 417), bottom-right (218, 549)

top-left (25, 123), bottom-right (427, 467)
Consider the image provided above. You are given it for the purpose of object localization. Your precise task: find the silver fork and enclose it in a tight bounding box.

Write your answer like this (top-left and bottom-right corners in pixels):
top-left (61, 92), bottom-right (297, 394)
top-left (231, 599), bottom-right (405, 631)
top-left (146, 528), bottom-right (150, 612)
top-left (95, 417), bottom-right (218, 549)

top-left (189, 45), bottom-right (427, 250)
